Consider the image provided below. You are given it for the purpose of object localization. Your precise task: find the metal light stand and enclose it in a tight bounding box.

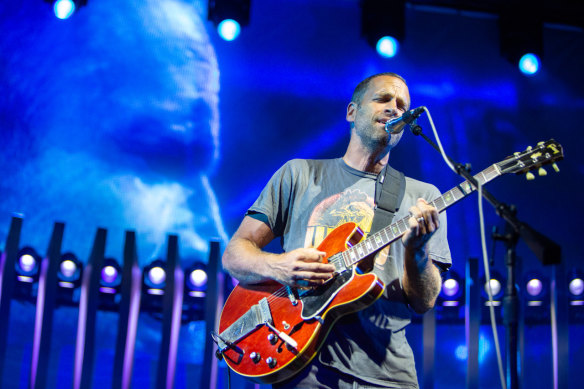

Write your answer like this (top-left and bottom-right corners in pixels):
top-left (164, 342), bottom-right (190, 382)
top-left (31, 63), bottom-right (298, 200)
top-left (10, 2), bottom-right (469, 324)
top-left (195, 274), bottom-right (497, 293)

top-left (409, 121), bottom-right (562, 389)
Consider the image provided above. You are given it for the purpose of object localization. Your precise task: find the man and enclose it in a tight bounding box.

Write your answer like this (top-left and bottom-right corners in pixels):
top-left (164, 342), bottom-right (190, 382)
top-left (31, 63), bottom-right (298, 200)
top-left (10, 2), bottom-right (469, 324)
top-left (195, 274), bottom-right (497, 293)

top-left (0, 0), bottom-right (227, 263)
top-left (222, 73), bottom-right (451, 388)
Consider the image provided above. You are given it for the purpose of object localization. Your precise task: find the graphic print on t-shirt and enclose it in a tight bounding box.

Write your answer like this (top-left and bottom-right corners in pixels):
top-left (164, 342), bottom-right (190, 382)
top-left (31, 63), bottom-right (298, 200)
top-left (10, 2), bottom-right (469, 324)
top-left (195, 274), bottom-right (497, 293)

top-left (304, 188), bottom-right (392, 270)
top-left (304, 187), bottom-right (374, 247)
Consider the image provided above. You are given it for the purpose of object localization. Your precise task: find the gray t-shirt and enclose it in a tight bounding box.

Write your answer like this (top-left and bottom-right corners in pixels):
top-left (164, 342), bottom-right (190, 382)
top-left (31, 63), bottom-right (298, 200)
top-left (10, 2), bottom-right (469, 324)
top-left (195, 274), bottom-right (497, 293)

top-left (248, 158), bottom-right (451, 388)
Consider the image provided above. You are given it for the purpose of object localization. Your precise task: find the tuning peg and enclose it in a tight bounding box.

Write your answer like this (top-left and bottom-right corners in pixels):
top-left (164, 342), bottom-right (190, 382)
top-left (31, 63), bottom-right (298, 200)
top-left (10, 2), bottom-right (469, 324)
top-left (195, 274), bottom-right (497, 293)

top-left (538, 167), bottom-right (547, 176)
top-left (514, 152), bottom-right (520, 157)
top-left (552, 163), bottom-right (560, 173)
top-left (537, 141), bottom-right (545, 147)
top-left (526, 172), bottom-right (535, 180)
top-left (526, 146), bottom-right (533, 151)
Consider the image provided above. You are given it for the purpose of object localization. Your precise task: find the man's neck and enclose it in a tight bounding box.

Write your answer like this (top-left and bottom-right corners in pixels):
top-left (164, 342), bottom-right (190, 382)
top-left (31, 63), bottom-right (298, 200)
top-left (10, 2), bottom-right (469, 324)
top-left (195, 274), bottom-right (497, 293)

top-left (342, 135), bottom-right (390, 175)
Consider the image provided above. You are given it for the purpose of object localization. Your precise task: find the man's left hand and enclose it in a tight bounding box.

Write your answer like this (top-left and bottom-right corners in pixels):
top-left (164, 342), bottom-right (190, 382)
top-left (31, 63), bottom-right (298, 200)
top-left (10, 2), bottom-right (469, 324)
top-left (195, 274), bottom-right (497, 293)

top-left (402, 198), bottom-right (439, 250)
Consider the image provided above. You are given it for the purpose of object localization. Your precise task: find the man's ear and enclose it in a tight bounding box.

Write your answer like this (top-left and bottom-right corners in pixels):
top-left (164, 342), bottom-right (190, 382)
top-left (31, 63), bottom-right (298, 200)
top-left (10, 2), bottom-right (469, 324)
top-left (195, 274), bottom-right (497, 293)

top-left (346, 101), bottom-right (357, 124)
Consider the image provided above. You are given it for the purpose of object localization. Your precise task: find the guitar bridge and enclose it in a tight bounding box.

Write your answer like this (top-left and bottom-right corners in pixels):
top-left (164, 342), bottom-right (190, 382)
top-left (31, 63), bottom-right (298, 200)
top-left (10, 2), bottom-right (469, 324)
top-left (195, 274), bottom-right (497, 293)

top-left (217, 297), bottom-right (273, 352)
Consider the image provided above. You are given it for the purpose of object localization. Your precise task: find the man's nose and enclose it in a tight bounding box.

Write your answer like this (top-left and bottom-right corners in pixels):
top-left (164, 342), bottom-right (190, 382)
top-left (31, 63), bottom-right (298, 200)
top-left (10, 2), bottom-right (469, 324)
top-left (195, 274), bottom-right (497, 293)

top-left (384, 103), bottom-right (398, 117)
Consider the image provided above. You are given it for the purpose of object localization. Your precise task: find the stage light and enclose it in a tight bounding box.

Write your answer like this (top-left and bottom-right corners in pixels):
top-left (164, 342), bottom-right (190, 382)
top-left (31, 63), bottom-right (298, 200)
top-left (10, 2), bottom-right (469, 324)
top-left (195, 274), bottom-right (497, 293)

top-left (526, 278), bottom-right (542, 296)
top-left (519, 53), bottom-right (540, 75)
top-left (455, 345), bottom-right (468, 361)
top-left (58, 252), bottom-right (82, 288)
top-left (217, 19), bottom-right (241, 41)
top-left (481, 271), bottom-right (505, 306)
top-left (376, 36), bottom-right (399, 58)
top-left (15, 247), bottom-right (41, 282)
top-left (185, 262), bottom-right (208, 298)
top-left (568, 269), bottom-right (584, 306)
top-left (47, 0), bottom-right (87, 20)
top-left (521, 271), bottom-right (548, 308)
top-left (570, 278), bottom-right (584, 297)
top-left (487, 278), bottom-right (501, 296)
top-left (439, 270), bottom-right (463, 307)
top-left (99, 258), bottom-right (122, 294)
top-left (208, 0), bottom-right (251, 40)
top-left (53, 0), bottom-right (76, 19)
top-left (499, 8), bottom-right (543, 72)
top-left (361, 0), bottom-right (405, 56)
top-left (143, 259), bottom-right (167, 295)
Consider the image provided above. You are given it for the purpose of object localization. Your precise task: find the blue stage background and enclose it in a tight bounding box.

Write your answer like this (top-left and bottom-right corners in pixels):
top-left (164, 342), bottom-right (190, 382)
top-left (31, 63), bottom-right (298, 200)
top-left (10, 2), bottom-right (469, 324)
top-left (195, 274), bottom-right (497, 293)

top-left (1, 0), bottom-right (583, 388)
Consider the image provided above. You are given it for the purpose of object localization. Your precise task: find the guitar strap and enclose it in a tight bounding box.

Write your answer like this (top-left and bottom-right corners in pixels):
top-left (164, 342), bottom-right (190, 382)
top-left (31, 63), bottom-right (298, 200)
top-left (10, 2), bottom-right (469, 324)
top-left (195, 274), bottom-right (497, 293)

top-left (370, 164), bottom-right (405, 235)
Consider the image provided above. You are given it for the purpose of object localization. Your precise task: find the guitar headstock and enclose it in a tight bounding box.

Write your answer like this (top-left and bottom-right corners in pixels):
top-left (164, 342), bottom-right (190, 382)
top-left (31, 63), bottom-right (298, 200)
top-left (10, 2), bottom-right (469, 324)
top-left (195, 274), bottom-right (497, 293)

top-left (496, 139), bottom-right (564, 179)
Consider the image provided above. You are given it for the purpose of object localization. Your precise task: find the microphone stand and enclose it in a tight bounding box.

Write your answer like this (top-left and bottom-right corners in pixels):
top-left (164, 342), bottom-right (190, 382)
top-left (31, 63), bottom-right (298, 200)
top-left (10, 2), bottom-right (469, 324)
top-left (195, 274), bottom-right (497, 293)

top-left (408, 122), bottom-right (562, 389)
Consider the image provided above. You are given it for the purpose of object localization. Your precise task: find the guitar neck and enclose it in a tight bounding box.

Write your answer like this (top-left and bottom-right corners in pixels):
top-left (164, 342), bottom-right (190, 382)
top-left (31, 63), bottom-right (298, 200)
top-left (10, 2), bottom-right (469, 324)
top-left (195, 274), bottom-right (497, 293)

top-left (340, 164), bottom-right (502, 268)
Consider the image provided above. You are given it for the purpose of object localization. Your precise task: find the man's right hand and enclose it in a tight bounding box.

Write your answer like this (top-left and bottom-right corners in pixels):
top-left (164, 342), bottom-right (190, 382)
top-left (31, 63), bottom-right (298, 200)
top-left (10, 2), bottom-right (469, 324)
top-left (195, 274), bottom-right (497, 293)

top-left (268, 247), bottom-right (336, 288)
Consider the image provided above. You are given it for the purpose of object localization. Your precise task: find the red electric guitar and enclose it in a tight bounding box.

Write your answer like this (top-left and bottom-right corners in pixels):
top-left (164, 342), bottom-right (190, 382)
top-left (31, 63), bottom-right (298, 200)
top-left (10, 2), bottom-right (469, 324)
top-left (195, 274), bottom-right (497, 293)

top-left (216, 140), bottom-right (563, 384)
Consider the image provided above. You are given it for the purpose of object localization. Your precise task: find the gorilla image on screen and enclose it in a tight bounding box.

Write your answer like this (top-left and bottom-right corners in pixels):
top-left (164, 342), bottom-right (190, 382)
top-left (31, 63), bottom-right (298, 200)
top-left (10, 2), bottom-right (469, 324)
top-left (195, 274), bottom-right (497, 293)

top-left (0, 0), bottom-right (227, 264)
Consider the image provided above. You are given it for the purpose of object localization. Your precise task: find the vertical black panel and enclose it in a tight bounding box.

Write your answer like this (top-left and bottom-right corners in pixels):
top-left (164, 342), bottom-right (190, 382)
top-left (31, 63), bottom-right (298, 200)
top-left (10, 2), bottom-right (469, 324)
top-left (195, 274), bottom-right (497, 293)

top-left (200, 240), bottom-right (223, 389)
top-left (0, 216), bottom-right (23, 385)
top-left (551, 263), bottom-right (569, 389)
top-left (112, 231), bottom-right (142, 389)
top-left (465, 257), bottom-right (480, 389)
top-left (30, 222), bottom-right (64, 389)
top-left (155, 234), bottom-right (183, 389)
top-left (422, 307), bottom-right (436, 389)
top-left (73, 228), bottom-right (107, 389)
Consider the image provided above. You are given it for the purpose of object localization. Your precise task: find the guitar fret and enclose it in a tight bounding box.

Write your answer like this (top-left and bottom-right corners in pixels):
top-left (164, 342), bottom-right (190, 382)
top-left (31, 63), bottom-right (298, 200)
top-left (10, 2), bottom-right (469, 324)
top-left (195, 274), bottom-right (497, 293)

top-left (365, 240), bottom-right (373, 252)
top-left (382, 227), bottom-right (391, 242)
top-left (374, 233), bottom-right (383, 247)
top-left (397, 219), bottom-right (408, 234)
top-left (342, 251), bottom-right (350, 268)
top-left (349, 249), bottom-right (357, 264)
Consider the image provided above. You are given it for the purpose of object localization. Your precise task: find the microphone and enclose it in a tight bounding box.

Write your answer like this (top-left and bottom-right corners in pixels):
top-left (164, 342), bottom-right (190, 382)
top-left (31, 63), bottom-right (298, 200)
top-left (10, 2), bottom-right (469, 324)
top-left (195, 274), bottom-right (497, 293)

top-left (385, 106), bottom-right (425, 134)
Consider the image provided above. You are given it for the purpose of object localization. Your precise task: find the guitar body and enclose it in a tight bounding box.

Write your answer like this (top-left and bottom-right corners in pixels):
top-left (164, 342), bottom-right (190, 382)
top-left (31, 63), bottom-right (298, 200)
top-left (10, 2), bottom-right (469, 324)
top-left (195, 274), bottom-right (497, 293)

top-left (218, 222), bottom-right (385, 384)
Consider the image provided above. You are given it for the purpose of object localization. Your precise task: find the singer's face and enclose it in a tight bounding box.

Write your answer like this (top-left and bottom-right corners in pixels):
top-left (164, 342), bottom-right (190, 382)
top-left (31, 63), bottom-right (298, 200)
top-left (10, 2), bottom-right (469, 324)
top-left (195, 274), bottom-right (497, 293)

top-left (347, 76), bottom-right (411, 147)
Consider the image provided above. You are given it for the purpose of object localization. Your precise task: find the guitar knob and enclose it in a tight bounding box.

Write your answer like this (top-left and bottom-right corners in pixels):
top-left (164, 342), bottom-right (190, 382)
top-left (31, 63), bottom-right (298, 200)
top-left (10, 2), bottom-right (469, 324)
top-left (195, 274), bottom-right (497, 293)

top-left (267, 333), bottom-right (278, 345)
top-left (266, 357), bottom-right (277, 368)
top-left (552, 163), bottom-right (560, 173)
top-left (538, 167), bottom-right (547, 176)
top-left (249, 352), bottom-right (261, 363)
top-left (526, 172), bottom-right (535, 181)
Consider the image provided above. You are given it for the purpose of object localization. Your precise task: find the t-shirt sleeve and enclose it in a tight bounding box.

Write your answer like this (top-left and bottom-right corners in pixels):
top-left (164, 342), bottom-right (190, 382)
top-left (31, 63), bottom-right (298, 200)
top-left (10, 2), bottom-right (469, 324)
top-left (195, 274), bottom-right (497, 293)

top-left (424, 184), bottom-right (452, 272)
top-left (245, 160), bottom-right (297, 237)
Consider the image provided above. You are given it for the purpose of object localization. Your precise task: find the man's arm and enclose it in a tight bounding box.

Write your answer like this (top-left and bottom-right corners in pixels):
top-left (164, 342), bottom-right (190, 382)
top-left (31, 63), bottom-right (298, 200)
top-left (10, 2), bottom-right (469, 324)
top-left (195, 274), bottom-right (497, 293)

top-left (401, 198), bottom-right (444, 314)
top-left (222, 216), bottom-right (336, 287)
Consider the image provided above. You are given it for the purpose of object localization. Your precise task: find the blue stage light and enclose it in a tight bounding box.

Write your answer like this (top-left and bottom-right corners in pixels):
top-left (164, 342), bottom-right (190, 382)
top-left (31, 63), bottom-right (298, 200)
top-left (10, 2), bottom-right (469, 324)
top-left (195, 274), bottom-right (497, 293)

top-left (439, 270), bottom-right (463, 308)
top-left (443, 278), bottom-right (460, 297)
top-left (217, 19), bottom-right (241, 41)
top-left (184, 262), bottom-right (208, 298)
top-left (376, 36), bottom-right (399, 58)
top-left (526, 278), bottom-right (543, 297)
top-left (58, 252), bottom-right (82, 288)
top-left (54, 0), bottom-right (76, 20)
top-left (518, 53), bottom-right (540, 75)
top-left (569, 278), bottom-right (584, 297)
top-left (99, 258), bottom-right (122, 294)
top-left (15, 247), bottom-right (41, 282)
top-left (143, 259), bottom-right (167, 295)
top-left (455, 345), bottom-right (468, 361)
top-left (148, 266), bottom-right (166, 286)
top-left (189, 269), bottom-right (207, 288)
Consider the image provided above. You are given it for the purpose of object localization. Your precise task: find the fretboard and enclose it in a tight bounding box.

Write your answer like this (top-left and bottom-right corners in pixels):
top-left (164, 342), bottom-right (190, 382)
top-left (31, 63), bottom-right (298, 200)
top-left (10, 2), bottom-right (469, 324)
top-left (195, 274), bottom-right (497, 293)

top-left (337, 164), bottom-right (502, 269)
